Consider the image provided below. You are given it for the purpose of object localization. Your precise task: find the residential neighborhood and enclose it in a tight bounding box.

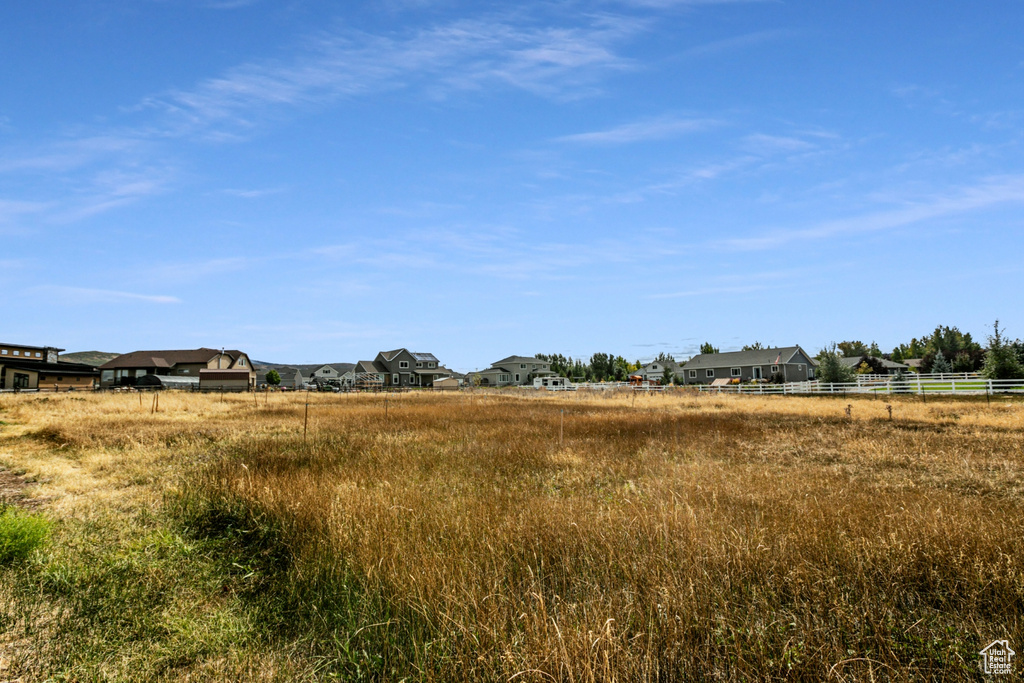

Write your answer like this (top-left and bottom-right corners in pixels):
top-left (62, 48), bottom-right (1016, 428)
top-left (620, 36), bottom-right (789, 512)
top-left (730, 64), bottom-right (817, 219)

top-left (4, 322), bottom-right (1023, 395)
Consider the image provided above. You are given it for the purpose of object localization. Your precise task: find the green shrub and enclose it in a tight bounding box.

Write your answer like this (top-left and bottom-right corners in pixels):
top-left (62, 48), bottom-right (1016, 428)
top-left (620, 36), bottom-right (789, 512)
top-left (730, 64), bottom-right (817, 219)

top-left (0, 506), bottom-right (51, 565)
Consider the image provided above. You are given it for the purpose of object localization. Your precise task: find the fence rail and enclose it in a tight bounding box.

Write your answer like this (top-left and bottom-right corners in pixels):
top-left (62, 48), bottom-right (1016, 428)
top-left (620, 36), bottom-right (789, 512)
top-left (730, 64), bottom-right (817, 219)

top-left (697, 377), bottom-right (1024, 396)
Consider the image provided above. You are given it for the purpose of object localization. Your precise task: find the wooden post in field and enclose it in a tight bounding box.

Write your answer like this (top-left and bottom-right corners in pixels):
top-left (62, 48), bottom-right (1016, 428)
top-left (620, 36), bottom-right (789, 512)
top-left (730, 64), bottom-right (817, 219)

top-left (385, 396), bottom-right (389, 420)
top-left (253, 390), bottom-right (258, 408)
top-left (139, 391), bottom-right (143, 408)
top-left (560, 409), bottom-right (564, 447)
top-left (304, 391), bottom-right (310, 443)
top-left (151, 393), bottom-right (157, 414)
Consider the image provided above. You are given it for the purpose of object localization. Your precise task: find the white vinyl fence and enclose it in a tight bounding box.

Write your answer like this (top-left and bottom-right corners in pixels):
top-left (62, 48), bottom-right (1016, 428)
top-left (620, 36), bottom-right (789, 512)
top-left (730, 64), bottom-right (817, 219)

top-left (697, 376), bottom-right (1024, 396)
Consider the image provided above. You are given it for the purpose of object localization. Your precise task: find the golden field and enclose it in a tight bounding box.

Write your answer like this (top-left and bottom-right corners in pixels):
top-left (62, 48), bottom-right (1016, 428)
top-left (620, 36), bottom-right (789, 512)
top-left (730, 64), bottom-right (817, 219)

top-left (1, 389), bottom-right (1022, 681)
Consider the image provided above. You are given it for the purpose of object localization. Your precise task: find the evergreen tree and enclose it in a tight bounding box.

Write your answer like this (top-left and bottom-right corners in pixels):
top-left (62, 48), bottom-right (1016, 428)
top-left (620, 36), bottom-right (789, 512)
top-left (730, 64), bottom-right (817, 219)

top-left (742, 342), bottom-right (764, 351)
top-left (700, 342), bottom-right (719, 355)
top-left (930, 349), bottom-right (952, 374)
top-left (982, 320), bottom-right (1024, 380)
top-left (265, 369), bottom-right (281, 386)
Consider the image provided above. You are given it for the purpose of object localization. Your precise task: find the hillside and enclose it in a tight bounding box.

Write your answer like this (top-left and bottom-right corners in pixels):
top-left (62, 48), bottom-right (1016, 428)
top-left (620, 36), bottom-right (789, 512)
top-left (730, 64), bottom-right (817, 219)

top-left (59, 351), bottom-right (121, 367)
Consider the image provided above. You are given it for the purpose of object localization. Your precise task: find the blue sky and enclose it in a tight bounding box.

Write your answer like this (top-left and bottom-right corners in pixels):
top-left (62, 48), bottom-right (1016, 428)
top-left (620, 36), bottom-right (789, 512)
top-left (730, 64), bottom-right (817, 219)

top-left (2, 1), bottom-right (1022, 370)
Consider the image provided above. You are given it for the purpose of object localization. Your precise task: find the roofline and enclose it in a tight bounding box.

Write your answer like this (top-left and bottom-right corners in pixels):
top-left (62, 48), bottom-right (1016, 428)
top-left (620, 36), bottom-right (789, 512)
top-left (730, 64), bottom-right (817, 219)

top-left (0, 343), bottom-right (65, 353)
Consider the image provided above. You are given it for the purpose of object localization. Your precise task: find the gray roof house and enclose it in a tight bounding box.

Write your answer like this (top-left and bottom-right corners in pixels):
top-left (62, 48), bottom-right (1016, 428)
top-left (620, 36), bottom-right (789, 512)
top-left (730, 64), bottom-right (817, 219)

top-left (470, 356), bottom-right (555, 387)
top-left (680, 346), bottom-right (817, 385)
top-left (256, 367), bottom-right (303, 389)
top-left (838, 356), bottom-right (909, 375)
top-left (367, 349), bottom-right (451, 388)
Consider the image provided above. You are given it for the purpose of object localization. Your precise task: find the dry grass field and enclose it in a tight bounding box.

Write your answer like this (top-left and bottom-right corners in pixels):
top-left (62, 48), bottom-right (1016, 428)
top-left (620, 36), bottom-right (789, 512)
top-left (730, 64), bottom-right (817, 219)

top-left (1, 389), bottom-right (1022, 681)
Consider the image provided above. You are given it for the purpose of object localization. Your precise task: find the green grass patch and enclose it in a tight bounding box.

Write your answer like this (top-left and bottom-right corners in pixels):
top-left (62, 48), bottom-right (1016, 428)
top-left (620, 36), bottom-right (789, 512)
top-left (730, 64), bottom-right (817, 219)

top-left (0, 506), bottom-right (50, 565)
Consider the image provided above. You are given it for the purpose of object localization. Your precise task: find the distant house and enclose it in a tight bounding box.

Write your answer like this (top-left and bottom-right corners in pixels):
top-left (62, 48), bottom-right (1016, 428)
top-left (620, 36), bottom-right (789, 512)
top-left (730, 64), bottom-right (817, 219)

top-left (335, 363), bottom-right (357, 388)
top-left (257, 363), bottom-right (357, 390)
top-left (433, 376), bottom-right (461, 390)
top-left (0, 342), bottom-right (100, 391)
top-left (470, 356), bottom-right (555, 387)
top-left (99, 348), bottom-right (255, 388)
top-left (838, 356), bottom-right (909, 375)
top-left (364, 349), bottom-right (451, 388)
top-left (680, 346), bottom-right (817, 385)
top-left (632, 360), bottom-right (684, 384)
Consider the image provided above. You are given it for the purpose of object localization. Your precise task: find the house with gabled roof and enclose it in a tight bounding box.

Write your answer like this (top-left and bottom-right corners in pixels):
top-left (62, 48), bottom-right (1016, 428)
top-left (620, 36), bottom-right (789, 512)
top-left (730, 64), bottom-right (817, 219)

top-left (838, 355), bottom-right (909, 375)
top-left (469, 355), bottom-right (555, 387)
top-left (632, 359), bottom-right (684, 384)
top-left (99, 348), bottom-right (255, 388)
top-left (680, 346), bottom-right (817, 385)
top-left (369, 349), bottom-right (451, 388)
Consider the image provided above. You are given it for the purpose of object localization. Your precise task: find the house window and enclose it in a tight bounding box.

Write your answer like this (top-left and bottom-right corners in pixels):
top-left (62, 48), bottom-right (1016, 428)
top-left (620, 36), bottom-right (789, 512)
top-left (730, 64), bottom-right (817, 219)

top-left (706, 369), bottom-right (715, 378)
top-left (0, 350), bottom-right (6, 355)
top-left (35, 352), bottom-right (42, 358)
top-left (499, 374), bottom-right (510, 382)
top-left (689, 369), bottom-right (697, 379)
top-left (239, 358), bottom-right (246, 367)
top-left (416, 362), bottom-right (423, 368)
top-left (428, 362), bottom-right (436, 368)
top-left (515, 374), bottom-right (520, 382)
top-left (771, 365), bottom-right (779, 373)
top-left (399, 361), bottom-right (409, 369)
top-left (13, 351), bottom-right (19, 356)
top-left (798, 364), bottom-right (805, 372)
top-left (520, 364), bottom-right (526, 369)
top-left (731, 368), bottom-right (741, 377)
top-left (392, 374), bottom-right (399, 384)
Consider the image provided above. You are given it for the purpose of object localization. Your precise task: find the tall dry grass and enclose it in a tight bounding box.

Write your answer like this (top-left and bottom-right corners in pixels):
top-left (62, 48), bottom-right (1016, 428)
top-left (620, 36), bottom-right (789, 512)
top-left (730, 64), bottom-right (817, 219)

top-left (1, 390), bottom-right (1022, 680)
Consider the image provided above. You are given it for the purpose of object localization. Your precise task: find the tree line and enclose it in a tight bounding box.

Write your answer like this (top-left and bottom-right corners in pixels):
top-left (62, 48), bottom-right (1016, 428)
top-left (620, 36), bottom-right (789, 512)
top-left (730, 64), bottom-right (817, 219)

top-left (538, 320), bottom-right (1024, 385)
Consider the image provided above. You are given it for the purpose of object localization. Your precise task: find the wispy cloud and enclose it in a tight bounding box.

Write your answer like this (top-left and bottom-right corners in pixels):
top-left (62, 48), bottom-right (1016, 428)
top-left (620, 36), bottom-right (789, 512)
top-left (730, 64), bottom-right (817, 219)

top-left (0, 135), bottom-right (146, 175)
top-left (139, 15), bottom-right (642, 137)
top-left (719, 175), bottom-right (1024, 251)
top-left (0, 199), bottom-right (49, 227)
top-left (32, 286), bottom-right (182, 304)
top-left (220, 187), bottom-right (287, 198)
top-left (741, 133), bottom-right (815, 154)
top-left (555, 116), bottom-right (719, 144)
top-left (683, 29), bottom-right (795, 58)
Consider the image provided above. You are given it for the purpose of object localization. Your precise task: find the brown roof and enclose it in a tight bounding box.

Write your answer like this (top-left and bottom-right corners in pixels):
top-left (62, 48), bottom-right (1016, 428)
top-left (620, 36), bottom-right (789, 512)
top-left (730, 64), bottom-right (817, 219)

top-left (100, 348), bottom-right (246, 370)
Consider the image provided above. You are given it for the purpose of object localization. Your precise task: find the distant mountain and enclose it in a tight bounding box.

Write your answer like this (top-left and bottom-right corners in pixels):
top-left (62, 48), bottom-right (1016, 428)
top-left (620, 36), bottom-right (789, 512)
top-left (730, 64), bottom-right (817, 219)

top-left (60, 351), bottom-right (121, 367)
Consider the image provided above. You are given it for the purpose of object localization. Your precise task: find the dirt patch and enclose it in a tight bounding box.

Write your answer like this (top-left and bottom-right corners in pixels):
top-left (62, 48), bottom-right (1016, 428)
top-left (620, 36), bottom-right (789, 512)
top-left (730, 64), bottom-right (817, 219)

top-left (0, 467), bottom-right (43, 510)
